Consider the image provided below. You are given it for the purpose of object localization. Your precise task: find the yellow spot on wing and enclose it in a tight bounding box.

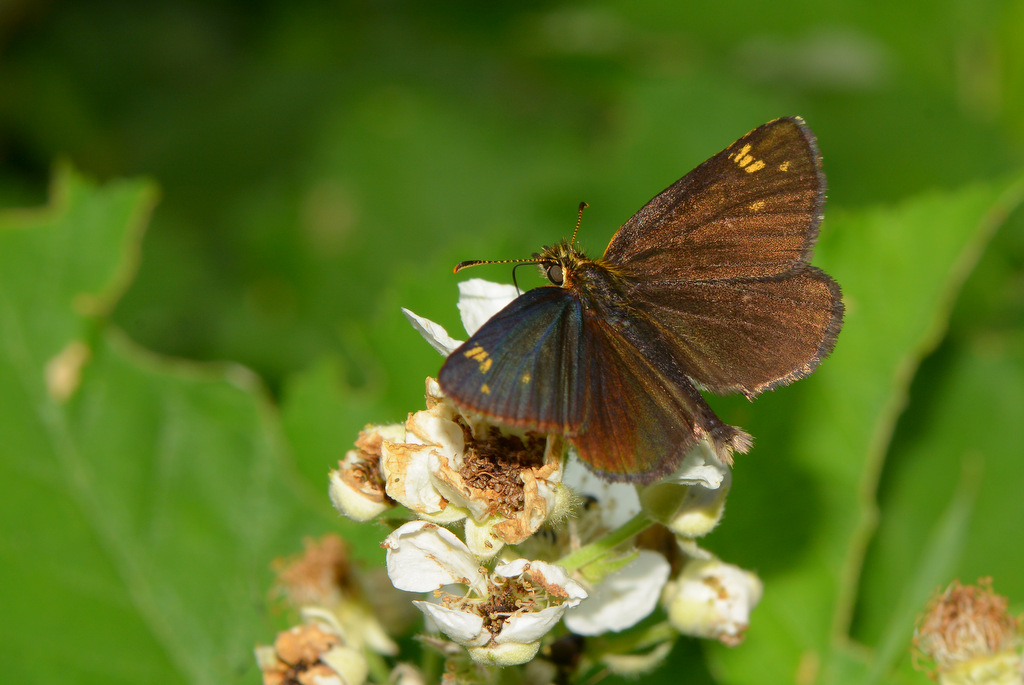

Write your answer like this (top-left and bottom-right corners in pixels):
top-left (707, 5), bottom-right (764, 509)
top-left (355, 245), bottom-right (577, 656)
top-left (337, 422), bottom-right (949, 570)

top-left (732, 144), bottom-right (752, 160)
top-left (749, 200), bottom-right (765, 211)
top-left (481, 383), bottom-right (490, 394)
top-left (779, 161), bottom-right (790, 172)
top-left (731, 144), bottom-right (766, 172)
top-left (521, 373), bottom-right (531, 383)
top-left (464, 345), bottom-right (493, 374)
top-left (464, 348), bottom-right (495, 374)
top-left (464, 345), bottom-right (489, 361)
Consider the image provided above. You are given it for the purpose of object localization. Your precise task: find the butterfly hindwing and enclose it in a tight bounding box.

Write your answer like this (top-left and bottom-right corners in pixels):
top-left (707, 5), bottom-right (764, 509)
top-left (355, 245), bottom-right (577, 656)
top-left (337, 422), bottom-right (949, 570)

top-left (603, 117), bottom-right (825, 281)
top-left (628, 265), bottom-right (843, 397)
top-left (572, 312), bottom-right (750, 481)
top-left (438, 287), bottom-right (585, 433)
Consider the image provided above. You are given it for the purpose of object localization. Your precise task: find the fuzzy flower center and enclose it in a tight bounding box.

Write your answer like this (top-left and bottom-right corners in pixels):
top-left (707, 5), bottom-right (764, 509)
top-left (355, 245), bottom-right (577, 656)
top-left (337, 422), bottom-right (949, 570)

top-left (914, 578), bottom-right (1022, 677)
top-left (349, 430), bottom-right (393, 502)
top-left (457, 422), bottom-right (547, 517)
top-left (442, 566), bottom-right (563, 637)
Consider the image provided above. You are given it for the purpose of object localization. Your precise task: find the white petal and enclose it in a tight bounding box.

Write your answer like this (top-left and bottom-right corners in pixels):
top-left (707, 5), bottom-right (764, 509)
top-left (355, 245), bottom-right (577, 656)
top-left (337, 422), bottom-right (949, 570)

top-left (463, 517), bottom-right (505, 560)
top-left (328, 467), bottom-right (389, 522)
top-left (493, 558), bottom-right (530, 578)
top-left (320, 644), bottom-right (368, 685)
top-left (563, 550), bottom-right (670, 635)
top-left (299, 606), bottom-right (346, 636)
top-left (380, 442), bottom-right (448, 515)
top-left (413, 600), bottom-right (488, 646)
top-left (432, 474), bottom-right (493, 521)
top-left (456, 279), bottom-right (519, 335)
top-left (414, 505), bottom-right (472, 525)
top-left (401, 308), bottom-right (464, 356)
top-left (369, 423), bottom-right (408, 443)
top-left (333, 602), bottom-right (399, 656)
top-left (562, 459), bottom-right (641, 528)
top-left (253, 644), bottom-right (279, 671)
top-left (382, 522), bottom-right (485, 594)
top-left (659, 441), bottom-right (729, 489)
top-left (664, 474), bottom-right (731, 538)
top-left (496, 604), bottom-right (568, 644)
top-left (405, 409), bottom-right (465, 461)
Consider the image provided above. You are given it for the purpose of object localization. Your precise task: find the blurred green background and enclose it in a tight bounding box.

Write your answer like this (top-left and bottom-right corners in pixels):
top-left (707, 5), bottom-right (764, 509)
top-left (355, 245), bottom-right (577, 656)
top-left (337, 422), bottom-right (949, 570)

top-left (2, 1), bottom-right (1023, 684)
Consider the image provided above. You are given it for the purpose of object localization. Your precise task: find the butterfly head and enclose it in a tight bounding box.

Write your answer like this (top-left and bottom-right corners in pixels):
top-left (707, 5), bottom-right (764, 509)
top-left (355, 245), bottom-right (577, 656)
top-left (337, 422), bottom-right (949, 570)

top-left (534, 240), bottom-right (590, 289)
top-left (454, 201), bottom-right (599, 290)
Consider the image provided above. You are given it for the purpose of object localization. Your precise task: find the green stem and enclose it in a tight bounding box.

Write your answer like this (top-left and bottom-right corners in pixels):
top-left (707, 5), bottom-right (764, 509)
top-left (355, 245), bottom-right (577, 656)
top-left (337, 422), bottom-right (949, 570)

top-left (622, 620), bottom-right (677, 650)
top-left (557, 511), bottom-right (654, 572)
top-left (365, 648), bottom-right (391, 684)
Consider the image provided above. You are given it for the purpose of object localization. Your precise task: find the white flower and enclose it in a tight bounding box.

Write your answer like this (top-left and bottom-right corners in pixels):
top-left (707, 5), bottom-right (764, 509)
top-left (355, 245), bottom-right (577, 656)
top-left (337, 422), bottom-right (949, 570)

top-left (383, 522), bottom-right (587, 666)
top-left (662, 558), bottom-right (762, 646)
top-left (400, 282), bottom-right (572, 557)
top-left (563, 549), bottom-right (671, 635)
top-left (328, 424), bottom-right (403, 522)
top-left (402, 278), bottom-right (519, 356)
top-left (639, 441), bottom-right (732, 537)
top-left (380, 379), bottom-right (564, 557)
top-left (303, 608), bottom-right (371, 685)
top-left (432, 430), bottom-right (564, 557)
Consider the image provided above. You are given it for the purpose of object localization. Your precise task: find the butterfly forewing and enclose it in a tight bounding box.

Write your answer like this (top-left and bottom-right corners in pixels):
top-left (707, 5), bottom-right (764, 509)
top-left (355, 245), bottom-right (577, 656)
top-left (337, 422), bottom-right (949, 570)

top-left (604, 117), bottom-right (825, 281)
top-left (604, 116), bottom-right (842, 399)
top-left (438, 287), bottom-right (585, 433)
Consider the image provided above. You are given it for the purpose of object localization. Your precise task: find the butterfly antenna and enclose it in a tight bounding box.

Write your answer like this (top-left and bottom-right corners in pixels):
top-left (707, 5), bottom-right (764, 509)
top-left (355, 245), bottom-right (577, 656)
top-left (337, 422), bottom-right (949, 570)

top-left (453, 255), bottom-right (543, 274)
top-left (453, 202), bottom-right (587, 275)
top-left (569, 201), bottom-right (588, 247)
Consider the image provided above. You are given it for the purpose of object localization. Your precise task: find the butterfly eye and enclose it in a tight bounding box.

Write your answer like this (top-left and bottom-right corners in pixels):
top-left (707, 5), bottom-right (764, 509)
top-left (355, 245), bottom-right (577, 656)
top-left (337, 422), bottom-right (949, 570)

top-left (546, 263), bottom-right (564, 286)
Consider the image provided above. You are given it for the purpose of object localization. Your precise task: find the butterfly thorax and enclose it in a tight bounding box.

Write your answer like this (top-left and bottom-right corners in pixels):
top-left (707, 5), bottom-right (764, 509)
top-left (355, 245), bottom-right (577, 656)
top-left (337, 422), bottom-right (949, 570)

top-left (538, 240), bottom-right (633, 320)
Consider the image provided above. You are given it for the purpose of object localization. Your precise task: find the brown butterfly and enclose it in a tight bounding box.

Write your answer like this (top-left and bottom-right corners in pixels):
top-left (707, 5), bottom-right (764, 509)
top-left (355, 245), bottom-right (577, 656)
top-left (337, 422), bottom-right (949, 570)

top-left (439, 117), bottom-right (844, 483)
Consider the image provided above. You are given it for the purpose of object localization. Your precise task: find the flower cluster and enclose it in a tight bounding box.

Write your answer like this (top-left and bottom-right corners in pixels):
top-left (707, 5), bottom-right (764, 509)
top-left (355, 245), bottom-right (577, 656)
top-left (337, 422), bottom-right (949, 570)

top-left (258, 279), bottom-right (764, 684)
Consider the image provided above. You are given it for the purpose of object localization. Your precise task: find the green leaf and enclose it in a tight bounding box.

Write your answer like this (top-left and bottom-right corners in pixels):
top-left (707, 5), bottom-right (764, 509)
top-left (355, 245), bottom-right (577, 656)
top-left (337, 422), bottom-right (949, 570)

top-left (705, 173), bottom-right (1024, 684)
top-left (852, 253), bottom-right (1024, 682)
top-left (279, 355), bottom-right (403, 561)
top-left (0, 167), bottom-right (331, 684)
